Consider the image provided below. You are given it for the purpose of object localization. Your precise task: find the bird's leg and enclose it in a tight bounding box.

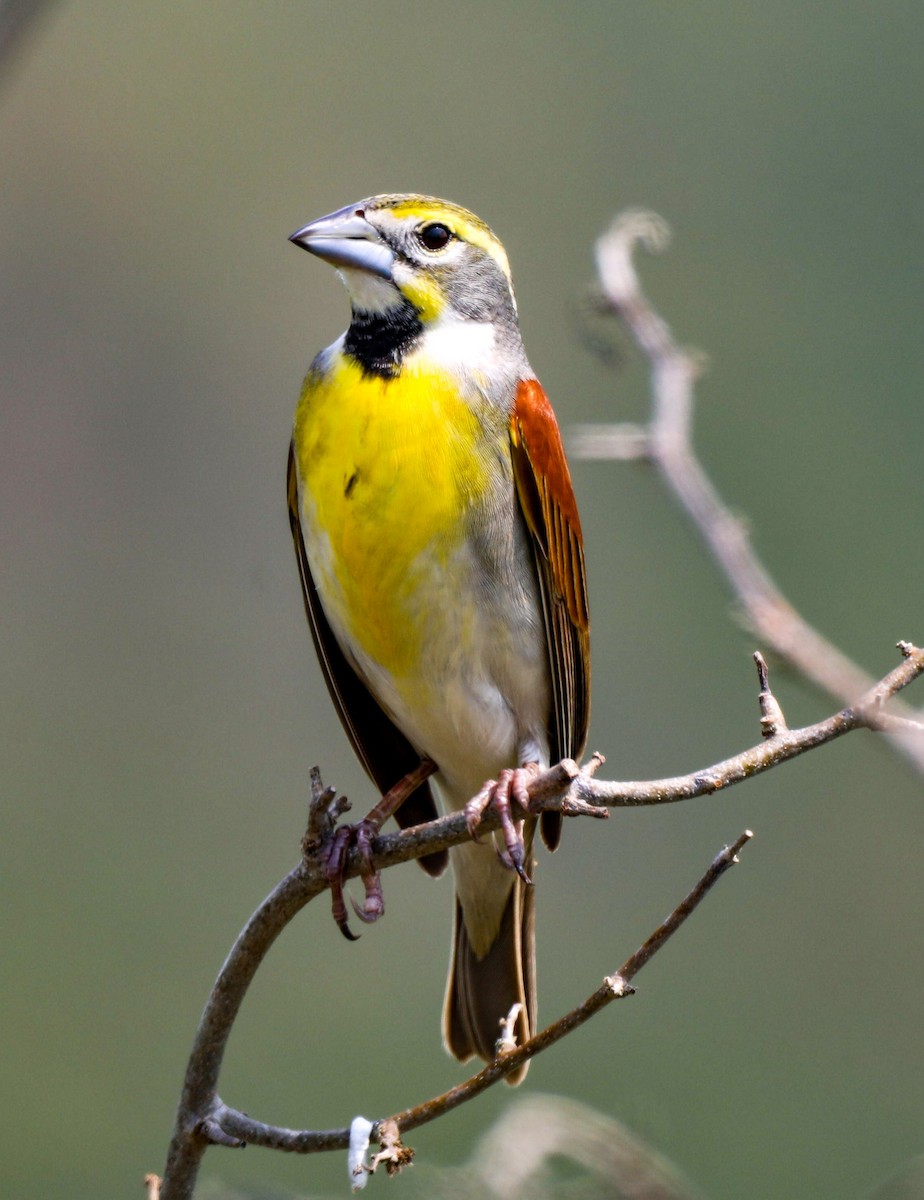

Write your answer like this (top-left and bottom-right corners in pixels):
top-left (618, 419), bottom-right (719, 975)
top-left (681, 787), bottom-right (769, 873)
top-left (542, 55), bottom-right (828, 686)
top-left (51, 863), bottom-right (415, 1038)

top-left (464, 762), bottom-right (541, 885)
top-left (323, 758), bottom-right (437, 940)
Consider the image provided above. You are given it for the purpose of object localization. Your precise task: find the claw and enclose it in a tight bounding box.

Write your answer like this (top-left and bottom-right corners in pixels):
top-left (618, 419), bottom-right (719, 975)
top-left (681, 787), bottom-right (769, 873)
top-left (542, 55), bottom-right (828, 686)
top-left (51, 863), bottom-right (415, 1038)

top-left (323, 819), bottom-right (386, 938)
top-left (352, 821), bottom-right (385, 922)
top-left (465, 763), bottom-right (540, 885)
top-left (325, 825), bottom-right (361, 940)
top-left (497, 837), bottom-right (531, 885)
top-left (314, 759), bottom-right (438, 940)
top-left (350, 892), bottom-right (383, 923)
top-left (465, 781), bottom-right (495, 843)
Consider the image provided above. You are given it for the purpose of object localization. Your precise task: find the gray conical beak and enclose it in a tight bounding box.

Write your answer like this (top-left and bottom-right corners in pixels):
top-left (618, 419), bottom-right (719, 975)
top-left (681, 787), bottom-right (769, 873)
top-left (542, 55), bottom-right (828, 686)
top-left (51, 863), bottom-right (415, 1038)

top-left (289, 204), bottom-right (394, 280)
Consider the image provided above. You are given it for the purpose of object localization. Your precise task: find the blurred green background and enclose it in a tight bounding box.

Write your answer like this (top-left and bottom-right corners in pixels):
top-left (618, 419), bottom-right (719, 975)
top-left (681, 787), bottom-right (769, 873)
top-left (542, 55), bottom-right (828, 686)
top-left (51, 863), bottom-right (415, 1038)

top-left (2, 3), bottom-right (922, 1198)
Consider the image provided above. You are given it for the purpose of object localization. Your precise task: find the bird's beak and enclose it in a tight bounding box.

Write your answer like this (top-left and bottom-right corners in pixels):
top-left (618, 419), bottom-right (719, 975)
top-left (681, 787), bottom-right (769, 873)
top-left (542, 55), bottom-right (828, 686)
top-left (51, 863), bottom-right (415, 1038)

top-left (289, 204), bottom-right (395, 280)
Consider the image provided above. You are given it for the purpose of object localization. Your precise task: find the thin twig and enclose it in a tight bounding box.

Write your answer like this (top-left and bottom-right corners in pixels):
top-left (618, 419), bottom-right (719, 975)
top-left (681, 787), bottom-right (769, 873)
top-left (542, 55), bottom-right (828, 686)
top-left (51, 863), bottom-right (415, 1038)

top-left (573, 642), bottom-right (923, 810)
top-left (574, 210), bottom-right (924, 776)
top-left (207, 832), bottom-right (752, 1159)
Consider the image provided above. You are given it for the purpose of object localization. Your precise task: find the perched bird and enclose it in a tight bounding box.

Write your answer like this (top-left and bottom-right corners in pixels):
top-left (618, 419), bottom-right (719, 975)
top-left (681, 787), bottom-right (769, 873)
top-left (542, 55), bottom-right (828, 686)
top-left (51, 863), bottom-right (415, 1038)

top-left (287, 195), bottom-right (590, 1082)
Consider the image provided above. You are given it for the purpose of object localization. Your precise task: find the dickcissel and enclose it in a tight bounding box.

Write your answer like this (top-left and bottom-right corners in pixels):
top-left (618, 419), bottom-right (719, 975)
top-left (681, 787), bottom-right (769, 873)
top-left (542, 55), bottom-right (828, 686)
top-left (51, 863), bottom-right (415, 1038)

top-left (287, 194), bottom-right (590, 1082)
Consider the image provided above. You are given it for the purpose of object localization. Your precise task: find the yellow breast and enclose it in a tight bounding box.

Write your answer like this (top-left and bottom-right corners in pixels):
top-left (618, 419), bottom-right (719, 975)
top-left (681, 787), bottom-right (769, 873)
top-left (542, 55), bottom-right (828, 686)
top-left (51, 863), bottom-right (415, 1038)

top-left (293, 355), bottom-right (494, 679)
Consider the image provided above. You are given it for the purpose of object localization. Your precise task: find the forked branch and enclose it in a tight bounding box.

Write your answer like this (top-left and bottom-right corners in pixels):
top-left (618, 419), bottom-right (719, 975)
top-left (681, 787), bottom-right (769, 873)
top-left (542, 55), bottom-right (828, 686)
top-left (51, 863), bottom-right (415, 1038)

top-left (573, 211), bottom-right (924, 776)
top-left (212, 829), bottom-right (753, 1184)
top-left (158, 644), bottom-right (922, 1198)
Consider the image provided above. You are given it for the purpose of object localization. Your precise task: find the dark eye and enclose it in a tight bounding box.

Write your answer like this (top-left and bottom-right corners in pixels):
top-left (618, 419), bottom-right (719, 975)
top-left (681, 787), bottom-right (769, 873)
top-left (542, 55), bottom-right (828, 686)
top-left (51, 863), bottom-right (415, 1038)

top-left (417, 223), bottom-right (453, 251)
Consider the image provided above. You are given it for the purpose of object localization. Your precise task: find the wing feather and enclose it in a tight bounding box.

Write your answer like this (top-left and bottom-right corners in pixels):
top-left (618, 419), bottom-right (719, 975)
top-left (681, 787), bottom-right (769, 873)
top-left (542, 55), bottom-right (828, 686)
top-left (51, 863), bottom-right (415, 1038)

top-left (510, 379), bottom-right (591, 850)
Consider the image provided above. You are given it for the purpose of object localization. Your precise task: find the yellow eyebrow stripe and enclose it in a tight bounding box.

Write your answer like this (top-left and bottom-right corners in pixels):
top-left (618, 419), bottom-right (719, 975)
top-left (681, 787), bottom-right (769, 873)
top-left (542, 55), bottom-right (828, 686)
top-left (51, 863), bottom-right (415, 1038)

top-left (385, 197), bottom-right (512, 282)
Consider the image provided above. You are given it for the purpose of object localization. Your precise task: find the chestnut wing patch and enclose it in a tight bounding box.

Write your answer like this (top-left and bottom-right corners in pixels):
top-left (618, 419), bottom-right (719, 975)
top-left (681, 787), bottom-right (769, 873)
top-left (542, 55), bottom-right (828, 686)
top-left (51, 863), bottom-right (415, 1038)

top-left (510, 380), bottom-right (591, 849)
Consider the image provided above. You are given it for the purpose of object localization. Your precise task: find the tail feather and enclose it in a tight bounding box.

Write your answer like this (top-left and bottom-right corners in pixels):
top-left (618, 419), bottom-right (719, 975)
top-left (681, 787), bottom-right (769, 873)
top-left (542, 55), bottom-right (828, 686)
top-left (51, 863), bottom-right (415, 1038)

top-left (443, 876), bottom-right (536, 1085)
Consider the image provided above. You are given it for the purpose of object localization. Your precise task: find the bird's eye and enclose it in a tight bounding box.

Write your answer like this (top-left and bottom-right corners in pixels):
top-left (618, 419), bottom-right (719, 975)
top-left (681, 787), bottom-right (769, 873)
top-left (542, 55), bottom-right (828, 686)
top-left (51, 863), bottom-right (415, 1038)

top-left (417, 223), bottom-right (453, 252)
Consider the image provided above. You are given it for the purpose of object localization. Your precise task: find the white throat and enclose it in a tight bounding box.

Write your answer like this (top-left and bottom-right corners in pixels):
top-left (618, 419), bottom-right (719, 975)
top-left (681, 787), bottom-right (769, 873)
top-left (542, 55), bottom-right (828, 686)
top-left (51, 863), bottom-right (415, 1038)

top-left (411, 311), bottom-right (498, 373)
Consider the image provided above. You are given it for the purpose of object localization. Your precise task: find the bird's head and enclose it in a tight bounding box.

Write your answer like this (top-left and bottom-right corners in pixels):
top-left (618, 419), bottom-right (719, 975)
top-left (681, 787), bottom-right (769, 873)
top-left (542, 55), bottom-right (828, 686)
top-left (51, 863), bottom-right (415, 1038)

top-left (290, 194), bottom-right (518, 329)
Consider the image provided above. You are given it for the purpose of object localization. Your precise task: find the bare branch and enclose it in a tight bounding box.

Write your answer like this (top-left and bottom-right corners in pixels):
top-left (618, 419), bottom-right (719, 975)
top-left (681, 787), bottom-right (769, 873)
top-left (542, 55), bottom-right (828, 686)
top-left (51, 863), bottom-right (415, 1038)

top-left (574, 211), bottom-right (924, 776)
top-left (189, 832), bottom-right (753, 1165)
top-left (572, 642), bottom-right (923, 810)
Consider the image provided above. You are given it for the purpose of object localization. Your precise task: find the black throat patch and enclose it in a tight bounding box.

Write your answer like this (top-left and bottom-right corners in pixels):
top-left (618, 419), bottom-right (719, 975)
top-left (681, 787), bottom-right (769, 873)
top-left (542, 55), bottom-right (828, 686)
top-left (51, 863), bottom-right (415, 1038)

top-left (344, 302), bottom-right (423, 378)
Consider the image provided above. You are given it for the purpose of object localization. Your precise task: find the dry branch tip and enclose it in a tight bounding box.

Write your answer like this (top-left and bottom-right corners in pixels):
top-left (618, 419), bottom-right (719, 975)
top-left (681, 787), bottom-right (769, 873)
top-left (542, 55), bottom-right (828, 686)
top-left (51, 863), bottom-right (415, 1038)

top-left (496, 1002), bottom-right (525, 1057)
top-left (370, 1119), bottom-right (414, 1178)
top-left (754, 651), bottom-right (788, 738)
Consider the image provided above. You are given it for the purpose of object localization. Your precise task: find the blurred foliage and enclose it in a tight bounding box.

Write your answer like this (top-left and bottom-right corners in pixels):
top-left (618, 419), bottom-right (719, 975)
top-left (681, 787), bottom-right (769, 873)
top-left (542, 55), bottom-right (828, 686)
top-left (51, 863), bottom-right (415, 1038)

top-left (1, 4), bottom-right (922, 1200)
top-left (408, 1093), bottom-right (706, 1200)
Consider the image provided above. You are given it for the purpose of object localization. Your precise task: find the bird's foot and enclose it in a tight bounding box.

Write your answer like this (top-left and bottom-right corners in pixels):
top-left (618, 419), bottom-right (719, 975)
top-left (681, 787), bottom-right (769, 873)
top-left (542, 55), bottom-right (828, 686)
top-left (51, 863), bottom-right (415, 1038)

top-left (323, 819), bottom-right (382, 941)
top-left (307, 759), bottom-right (437, 941)
top-left (464, 762), bottom-right (541, 884)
